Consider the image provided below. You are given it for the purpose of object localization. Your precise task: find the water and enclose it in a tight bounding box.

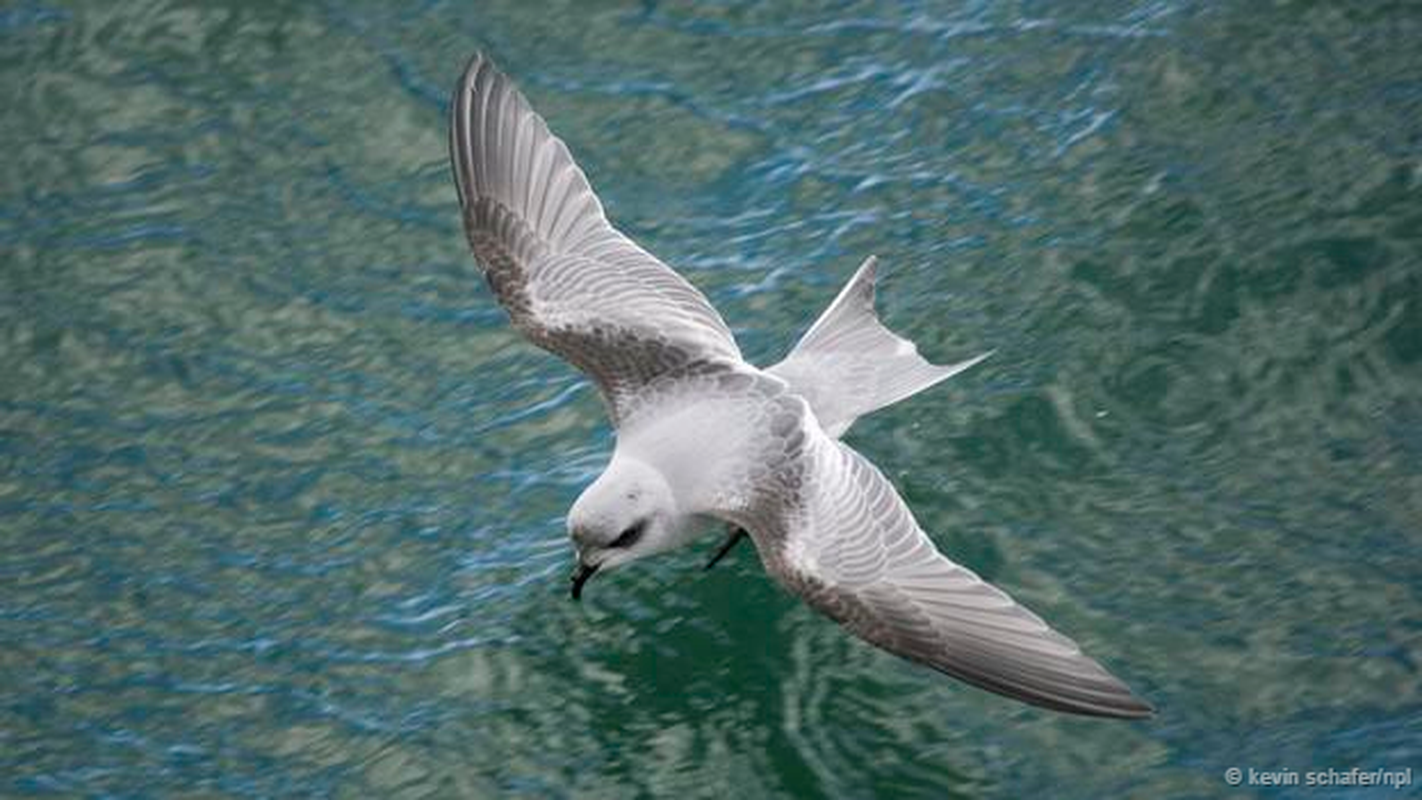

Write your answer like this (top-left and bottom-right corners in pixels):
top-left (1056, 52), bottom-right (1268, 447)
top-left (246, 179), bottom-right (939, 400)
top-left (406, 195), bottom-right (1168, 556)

top-left (3, 1), bottom-right (1420, 797)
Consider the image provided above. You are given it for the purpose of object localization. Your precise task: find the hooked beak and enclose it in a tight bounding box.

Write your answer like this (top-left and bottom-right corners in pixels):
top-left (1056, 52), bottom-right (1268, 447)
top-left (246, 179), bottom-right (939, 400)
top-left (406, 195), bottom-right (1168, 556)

top-left (570, 560), bottom-right (599, 601)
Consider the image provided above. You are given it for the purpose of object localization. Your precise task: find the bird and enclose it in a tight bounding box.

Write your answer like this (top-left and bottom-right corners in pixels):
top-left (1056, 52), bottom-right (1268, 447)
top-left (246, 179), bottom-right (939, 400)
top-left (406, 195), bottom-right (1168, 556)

top-left (448, 52), bottom-right (1152, 719)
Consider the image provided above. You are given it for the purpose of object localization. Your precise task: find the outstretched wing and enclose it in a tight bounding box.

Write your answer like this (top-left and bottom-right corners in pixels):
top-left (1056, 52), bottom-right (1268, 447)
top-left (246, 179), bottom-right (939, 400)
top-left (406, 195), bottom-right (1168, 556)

top-left (449, 54), bottom-right (743, 423)
top-left (750, 429), bottom-right (1152, 719)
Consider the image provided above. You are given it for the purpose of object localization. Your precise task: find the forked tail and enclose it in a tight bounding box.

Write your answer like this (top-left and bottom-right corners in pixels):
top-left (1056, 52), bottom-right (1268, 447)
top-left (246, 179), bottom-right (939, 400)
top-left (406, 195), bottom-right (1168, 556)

top-left (767, 256), bottom-right (990, 438)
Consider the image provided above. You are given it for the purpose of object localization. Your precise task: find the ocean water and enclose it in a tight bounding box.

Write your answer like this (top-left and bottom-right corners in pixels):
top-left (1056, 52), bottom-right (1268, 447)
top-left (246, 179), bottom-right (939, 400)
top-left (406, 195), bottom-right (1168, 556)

top-left (3, 1), bottom-right (1420, 797)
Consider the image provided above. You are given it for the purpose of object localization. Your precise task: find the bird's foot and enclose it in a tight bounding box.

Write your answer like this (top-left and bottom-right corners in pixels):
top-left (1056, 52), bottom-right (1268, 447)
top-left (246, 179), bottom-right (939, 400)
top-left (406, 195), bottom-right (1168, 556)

top-left (704, 527), bottom-right (748, 570)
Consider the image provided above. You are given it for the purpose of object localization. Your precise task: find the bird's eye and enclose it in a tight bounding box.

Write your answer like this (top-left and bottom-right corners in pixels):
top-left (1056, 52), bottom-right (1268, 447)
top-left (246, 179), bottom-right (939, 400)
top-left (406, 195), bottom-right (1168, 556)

top-left (610, 520), bottom-right (646, 548)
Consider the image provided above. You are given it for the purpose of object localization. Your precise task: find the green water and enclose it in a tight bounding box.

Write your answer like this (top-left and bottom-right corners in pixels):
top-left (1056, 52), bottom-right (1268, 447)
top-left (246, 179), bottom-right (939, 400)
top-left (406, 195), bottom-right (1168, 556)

top-left (2, 1), bottom-right (1420, 797)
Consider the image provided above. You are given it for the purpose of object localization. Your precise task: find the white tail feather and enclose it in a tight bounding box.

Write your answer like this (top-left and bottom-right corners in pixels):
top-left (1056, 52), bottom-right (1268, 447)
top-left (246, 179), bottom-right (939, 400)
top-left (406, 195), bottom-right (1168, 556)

top-left (768, 256), bottom-right (989, 437)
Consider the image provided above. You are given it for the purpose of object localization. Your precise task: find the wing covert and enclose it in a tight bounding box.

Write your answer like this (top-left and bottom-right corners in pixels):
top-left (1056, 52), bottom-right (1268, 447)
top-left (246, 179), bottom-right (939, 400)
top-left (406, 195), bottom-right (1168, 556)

top-left (750, 430), bottom-right (1152, 719)
top-left (449, 54), bottom-right (743, 422)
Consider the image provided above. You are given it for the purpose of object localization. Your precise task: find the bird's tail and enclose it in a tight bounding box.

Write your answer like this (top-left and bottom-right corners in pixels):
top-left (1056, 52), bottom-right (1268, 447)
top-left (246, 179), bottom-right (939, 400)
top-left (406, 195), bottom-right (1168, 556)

top-left (767, 256), bottom-right (990, 438)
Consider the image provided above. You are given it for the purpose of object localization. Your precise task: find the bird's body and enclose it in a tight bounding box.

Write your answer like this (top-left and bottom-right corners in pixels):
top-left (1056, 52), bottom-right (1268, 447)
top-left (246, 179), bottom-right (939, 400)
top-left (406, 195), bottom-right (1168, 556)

top-left (568, 367), bottom-right (794, 569)
top-left (449, 53), bottom-right (1152, 719)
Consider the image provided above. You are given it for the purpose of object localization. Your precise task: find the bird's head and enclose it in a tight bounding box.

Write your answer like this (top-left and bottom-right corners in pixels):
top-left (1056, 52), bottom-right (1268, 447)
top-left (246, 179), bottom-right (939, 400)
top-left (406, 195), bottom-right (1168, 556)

top-left (566, 457), bottom-right (680, 599)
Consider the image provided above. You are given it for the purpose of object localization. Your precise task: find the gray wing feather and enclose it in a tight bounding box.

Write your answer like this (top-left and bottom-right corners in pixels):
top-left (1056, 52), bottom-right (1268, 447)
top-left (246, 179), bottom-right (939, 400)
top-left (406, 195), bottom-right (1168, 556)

top-left (449, 54), bottom-right (742, 423)
top-left (756, 430), bottom-right (1152, 719)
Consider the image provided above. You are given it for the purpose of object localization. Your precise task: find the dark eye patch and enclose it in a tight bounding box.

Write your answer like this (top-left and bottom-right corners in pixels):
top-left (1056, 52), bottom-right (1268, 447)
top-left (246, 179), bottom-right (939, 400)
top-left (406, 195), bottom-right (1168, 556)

top-left (610, 520), bottom-right (646, 548)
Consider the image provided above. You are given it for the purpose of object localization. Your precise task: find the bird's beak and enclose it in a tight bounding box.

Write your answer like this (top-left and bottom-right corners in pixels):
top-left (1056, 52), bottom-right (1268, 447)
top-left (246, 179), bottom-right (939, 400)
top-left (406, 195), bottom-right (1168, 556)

top-left (570, 560), bottom-right (599, 601)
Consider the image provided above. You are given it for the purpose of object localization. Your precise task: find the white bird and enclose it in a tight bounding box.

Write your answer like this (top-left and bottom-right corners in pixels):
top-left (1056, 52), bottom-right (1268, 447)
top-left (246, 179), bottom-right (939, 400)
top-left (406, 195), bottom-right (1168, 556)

top-left (448, 53), bottom-right (1152, 719)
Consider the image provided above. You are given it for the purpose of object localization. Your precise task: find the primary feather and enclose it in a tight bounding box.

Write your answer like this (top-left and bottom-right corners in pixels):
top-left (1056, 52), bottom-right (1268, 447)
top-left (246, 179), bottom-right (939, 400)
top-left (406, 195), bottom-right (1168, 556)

top-left (449, 54), bottom-right (742, 424)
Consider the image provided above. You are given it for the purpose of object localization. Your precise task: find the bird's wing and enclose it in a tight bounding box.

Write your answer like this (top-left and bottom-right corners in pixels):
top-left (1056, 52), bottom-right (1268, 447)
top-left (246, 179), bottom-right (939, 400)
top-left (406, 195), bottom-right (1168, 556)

top-left (747, 426), bottom-right (1152, 718)
top-left (449, 54), bottom-right (743, 424)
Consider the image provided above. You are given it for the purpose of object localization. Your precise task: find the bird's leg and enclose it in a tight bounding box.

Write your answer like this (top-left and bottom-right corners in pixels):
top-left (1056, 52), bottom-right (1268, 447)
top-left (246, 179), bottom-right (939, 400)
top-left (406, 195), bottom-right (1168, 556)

top-left (704, 526), bottom-right (749, 570)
